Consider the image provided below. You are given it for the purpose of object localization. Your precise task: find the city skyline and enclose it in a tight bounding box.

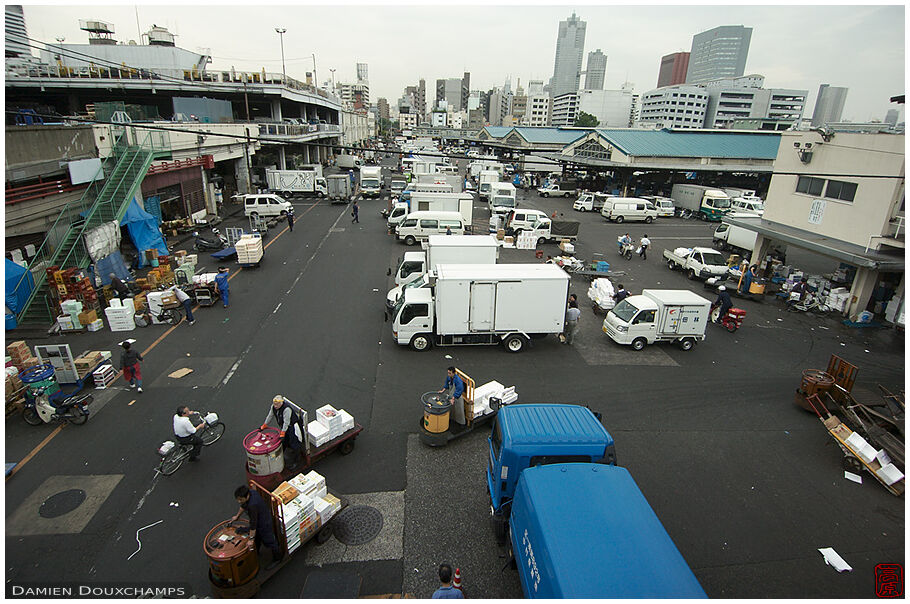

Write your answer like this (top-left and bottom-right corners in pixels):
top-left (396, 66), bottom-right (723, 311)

top-left (21, 4), bottom-right (905, 122)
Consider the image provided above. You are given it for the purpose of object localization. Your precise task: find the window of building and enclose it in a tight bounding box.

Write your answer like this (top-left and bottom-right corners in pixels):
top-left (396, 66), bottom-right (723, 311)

top-left (796, 176), bottom-right (825, 196)
top-left (824, 179), bottom-right (857, 202)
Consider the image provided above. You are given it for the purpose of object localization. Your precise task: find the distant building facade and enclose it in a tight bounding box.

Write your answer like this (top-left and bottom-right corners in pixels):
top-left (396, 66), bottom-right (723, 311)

top-left (685, 25), bottom-right (752, 84)
top-left (584, 49), bottom-right (606, 90)
top-left (811, 84), bottom-right (848, 127)
top-left (550, 12), bottom-right (586, 97)
top-left (657, 51), bottom-right (689, 87)
top-left (638, 85), bottom-right (708, 129)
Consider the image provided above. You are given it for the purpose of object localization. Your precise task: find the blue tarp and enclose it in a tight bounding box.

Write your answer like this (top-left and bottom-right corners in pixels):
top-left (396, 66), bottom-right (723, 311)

top-left (121, 196), bottom-right (168, 268)
top-left (5, 259), bottom-right (34, 315)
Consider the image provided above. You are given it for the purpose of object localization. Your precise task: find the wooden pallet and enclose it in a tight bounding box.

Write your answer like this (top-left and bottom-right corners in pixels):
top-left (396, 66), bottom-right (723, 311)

top-left (822, 415), bottom-right (904, 496)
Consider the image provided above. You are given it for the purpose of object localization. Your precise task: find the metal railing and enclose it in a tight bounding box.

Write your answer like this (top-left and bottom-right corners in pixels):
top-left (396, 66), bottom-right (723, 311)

top-left (257, 122), bottom-right (341, 138)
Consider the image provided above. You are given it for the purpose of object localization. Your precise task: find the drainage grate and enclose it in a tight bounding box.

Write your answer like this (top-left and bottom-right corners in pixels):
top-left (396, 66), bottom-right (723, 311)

top-left (332, 505), bottom-right (383, 546)
top-left (39, 489), bottom-right (86, 518)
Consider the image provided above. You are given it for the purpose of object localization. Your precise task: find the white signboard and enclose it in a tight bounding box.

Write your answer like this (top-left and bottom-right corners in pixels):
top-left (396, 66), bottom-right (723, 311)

top-left (808, 199), bottom-right (826, 225)
top-left (67, 158), bottom-right (104, 185)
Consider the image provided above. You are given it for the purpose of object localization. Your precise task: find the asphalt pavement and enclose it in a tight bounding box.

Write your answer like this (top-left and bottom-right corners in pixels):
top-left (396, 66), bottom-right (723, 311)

top-left (5, 156), bottom-right (904, 599)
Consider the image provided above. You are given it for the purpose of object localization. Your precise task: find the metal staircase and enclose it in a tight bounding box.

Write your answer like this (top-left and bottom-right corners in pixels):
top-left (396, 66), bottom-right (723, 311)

top-left (14, 128), bottom-right (170, 326)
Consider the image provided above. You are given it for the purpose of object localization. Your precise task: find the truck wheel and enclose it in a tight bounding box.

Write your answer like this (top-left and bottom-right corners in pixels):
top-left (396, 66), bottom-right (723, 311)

top-left (631, 337), bottom-right (647, 351)
top-left (410, 334), bottom-right (431, 351)
top-left (537, 237), bottom-right (545, 247)
top-left (678, 338), bottom-right (695, 351)
top-left (317, 192), bottom-right (325, 198)
top-left (687, 269), bottom-right (697, 280)
top-left (578, 207), bottom-right (585, 212)
top-left (503, 334), bottom-right (526, 353)
top-left (615, 216), bottom-right (624, 223)
top-left (404, 235), bottom-right (416, 246)
top-left (542, 192), bottom-right (549, 198)
top-left (667, 260), bottom-right (676, 271)
top-left (645, 216), bottom-right (653, 224)
top-left (339, 439), bottom-right (355, 455)
top-left (280, 210), bottom-right (288, 217)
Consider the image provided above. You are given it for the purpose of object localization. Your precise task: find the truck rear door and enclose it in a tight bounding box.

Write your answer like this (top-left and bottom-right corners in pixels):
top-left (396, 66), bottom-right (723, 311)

top-left (469, 282), bottom-right (496, 331)
top-left (660, 306), bottom-right (683, 333)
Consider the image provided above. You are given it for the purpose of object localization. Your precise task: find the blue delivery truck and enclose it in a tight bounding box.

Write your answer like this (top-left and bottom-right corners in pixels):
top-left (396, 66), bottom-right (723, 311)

top-left (487, 404), bottom-right (706, 598)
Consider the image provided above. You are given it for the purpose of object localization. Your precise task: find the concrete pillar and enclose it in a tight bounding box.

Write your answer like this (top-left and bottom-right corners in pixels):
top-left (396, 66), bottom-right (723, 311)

top-left (271, 99), bottom-right (282, 121)
top-left (748, 234), bottom-right (774, 267)
top-left (235, 157), bottom-right (251, 195)
top-left (846, 267), bottom-right (879, 320)
top-left (278, 146), bottom-right (287, 170)
top-left (201, 167), bottom-right (217, 214)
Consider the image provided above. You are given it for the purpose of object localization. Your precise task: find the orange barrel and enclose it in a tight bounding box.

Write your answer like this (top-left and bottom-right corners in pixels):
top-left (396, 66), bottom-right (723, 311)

top-left (243, 428), bottom-right (284, 475)
top-left (801, 369), bottom-right (835, 396)
top-left (204, 520), bottom-right (259, 588)
top-left (422, 391), bottom-right (451, 434)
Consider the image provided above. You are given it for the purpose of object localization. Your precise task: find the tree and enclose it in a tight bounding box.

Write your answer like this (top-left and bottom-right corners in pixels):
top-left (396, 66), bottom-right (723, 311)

top-left (574, 112), bottom-right (600, 128)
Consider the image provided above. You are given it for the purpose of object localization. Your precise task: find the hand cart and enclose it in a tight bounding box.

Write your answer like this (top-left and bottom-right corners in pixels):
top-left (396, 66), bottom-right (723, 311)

top-left (192, 285), bottom-right (216, 307)
top-left (419, 369), bottom-right (499, 447)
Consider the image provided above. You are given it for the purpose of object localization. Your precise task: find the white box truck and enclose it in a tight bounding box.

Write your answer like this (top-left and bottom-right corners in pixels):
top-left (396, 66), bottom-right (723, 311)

top-left (670, 184), bottom-right (731, 221)
top-left (386, 235), bottom-right (499, 305)
top-left (713, 223), bottom-right (758, 254)
top-left (417, 173), bottom-right (463, 193)
top-left (489, 182), bottom-right (517, 215)
top-left (602, 289), bottom-right (711, 351)
top-left (336, 154), bottom-right (362, 169)
top-left (391, 264), bottom-right (569, 352)
top-left (265, 169), bottom-right (328, 198)
top-left (409, 192), bottom-right (474, 228)
top-left (478, 170), bottom-right (500, 201)
top-left (360, 166), bottom-right (383, 198)
top-left (326, 174), bottom-right (353, 203)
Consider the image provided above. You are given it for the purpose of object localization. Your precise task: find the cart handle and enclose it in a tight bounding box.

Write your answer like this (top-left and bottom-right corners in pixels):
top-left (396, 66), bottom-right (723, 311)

top-left (804, 393), bottom-right (828, 419)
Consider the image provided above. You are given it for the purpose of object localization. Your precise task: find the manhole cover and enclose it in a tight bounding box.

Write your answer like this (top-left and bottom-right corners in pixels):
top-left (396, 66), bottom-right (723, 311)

top-left (332, 505), bottom-right (383, 545)
top-left (38, 489), bottom-right (86, 518)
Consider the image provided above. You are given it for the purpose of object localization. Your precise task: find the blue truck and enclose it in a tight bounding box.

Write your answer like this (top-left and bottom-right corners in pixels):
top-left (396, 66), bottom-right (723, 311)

top-left (487, 404), bottom-right (706, 598)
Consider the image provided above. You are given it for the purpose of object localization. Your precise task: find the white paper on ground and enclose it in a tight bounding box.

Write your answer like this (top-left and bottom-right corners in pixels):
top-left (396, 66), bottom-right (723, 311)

top-left (843, 471), bottom-right (862, 484)
top-left (818, 547), bottom-right (852, 572)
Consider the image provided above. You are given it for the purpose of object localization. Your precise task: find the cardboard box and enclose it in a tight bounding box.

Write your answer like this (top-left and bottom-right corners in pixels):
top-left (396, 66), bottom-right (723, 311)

top-left (78, 310), bottom-right (98, 325)
top-left (159, 292), bottom-right (178, 306)
top-left (272, 482), bottom-right (300, 505)
top-left (7, 341), bottom-right (30, 359)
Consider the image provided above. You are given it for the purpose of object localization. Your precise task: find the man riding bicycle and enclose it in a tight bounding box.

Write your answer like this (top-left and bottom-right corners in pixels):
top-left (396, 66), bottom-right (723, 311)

top-left (173, 405), bottom-right (206, 462)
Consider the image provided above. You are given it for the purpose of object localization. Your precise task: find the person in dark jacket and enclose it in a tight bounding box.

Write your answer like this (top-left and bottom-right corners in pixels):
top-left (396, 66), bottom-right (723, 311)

top-left (260, 395), bottom-right (304, 469)
top-left (119, 341), bottom-right (143, 392)
top-left (109, 273), bottom-right (131, 298)
top-left (712, 286), bottom-right (734, 322)
top-left (232, 485), bottom-right (283, 570)
top-left (438, 366), bottom-right (466, 426)
top-left (287, 208), bottom-right (295, 232)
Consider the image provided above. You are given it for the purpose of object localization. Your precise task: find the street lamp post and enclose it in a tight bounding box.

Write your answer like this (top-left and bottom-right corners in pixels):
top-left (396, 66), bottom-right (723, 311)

top-left (274, 28), bottom-right (287, 85)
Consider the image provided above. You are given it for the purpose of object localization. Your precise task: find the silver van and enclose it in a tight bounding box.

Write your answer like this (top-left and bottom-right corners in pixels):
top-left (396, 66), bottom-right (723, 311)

top-left (600, 197), bottom-right (659, 223)
top-left (243, 194), bottom-right (293, 219)
top-left (395, 211), bottom-right (465, 246)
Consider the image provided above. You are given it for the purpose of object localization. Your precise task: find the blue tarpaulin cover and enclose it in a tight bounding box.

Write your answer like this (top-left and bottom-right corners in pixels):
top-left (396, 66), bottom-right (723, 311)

top-left (5, 258), bottom-right (34, 314)
top-left (120, 196), bottom-right (168, 268)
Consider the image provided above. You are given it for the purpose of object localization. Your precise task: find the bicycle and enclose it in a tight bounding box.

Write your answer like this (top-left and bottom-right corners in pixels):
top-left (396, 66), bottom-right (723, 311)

top-left (156, 412), bottom-right (225, 476)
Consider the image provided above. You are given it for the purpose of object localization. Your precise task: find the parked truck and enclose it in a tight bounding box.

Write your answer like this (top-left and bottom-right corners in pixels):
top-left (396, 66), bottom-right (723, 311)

top-left (663, 246), bottom-right (730, 281)
top-left (335, 154), bottom-right (362, 169)
top-left (390, 264), bottom-right (569, 352)
top-left (417, 172), bottom-right (463, 193)
top-left (602, 289), bottom-right (711, 351)
top-left (489, 182), bottom-right (517, 215)
top-left (409, 192), bottom-right (473, 228)
top-left (525, 217), bottom-right (580, 245)
top-left (359, 166), bottom-right (383, 198)
top-left (670, 184), bottom-right (731, 221)
top-left (388, 234), bottom-right (499, 288)
top-left (265, 169), bottom-right (328, 198)
top-left (713, 222), bottom-right (758, 254)
top-left (478, 170), bottom-right (501, 202)
top-left (536, 183), bottom-right (575, 198)
top-left (326, 174), bottom-right (352, 203)
top-left (573, 191), bottom-right (610, 212)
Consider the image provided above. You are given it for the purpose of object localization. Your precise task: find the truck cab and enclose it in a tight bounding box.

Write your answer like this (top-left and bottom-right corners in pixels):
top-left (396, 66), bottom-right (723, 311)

top-left (487, 404), bottom-right (615, 532)
top-left (359, 166), bottom-right (383, 198)
top-left (478, 170), bottom-right (500, 201)
top-left (489, 182), bottom-right (517, 215)
top-left (573, 192), bottom-right (609, 212)
top-left (390, 177), bottom-right (407, 195)
top-left (390, 251), bottom-right (427, 287)
top-left (602, 289), bottom-right (710, 351)
top-left (730, 197), bottom-right (765, 216)
top-left (387, 202), bottom-right (410, 230)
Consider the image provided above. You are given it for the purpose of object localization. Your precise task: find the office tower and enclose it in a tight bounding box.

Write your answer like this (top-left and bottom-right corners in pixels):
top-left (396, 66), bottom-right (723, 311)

top-left (550, 12), bottom-right (586, 97)
top-left (657, 52), bottom-right (689, 87)
top-left (685, 25), bottom-right (752, 84)
top-left (356, 62), bottom-right (368, 83)
top-left (5, 5), bottom-right (30, 58)
top-left (811, 84), bottom-right (848, 127)
top-left (461, 72), bottom-right (471, 115)
top-left (584, 49), bottom-right (606, 90)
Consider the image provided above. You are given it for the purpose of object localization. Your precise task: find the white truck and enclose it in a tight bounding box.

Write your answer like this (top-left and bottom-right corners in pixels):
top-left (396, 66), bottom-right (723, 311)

top-left (386, 235), bottom-right (499, 306)
top-left (518, 154), bottom-right (561, 174)
top-left (489, 182), bottom-right (517, 215)
top-left (602, 289), bottom-right (711, 351)
top-left (713, 223), bottom-right (758, 254)
top-left (265, 169), bottom-right (328, 198)
top-left (478, 170), bottom-right (500, 202)
top-left (360, 166), bottom-right (383, 198)
top-left (663, 246), bottom-right (730, 281)
top-left (670, 184), bottom-right (731, 221)
top-left (390, 263), bottom-right (569, 353)
top-left (525, 217), bottom-right (580, 245)
top-left (417, 172), bottom-right (463, 193)
top-left (408, 192), bottom-right (474, 228)
top-left (726, 192), bottom-right (765, 216)
top-left (326, 174), bottom-right (353, 203)
top-left (537, 183), bottom-right (576, 198)
top-left (573, 192), bottom-right (610, 212)
top-left (335, 154), bottom-right (362, 169)
top-left (469, 160), bottom-right (503, 179)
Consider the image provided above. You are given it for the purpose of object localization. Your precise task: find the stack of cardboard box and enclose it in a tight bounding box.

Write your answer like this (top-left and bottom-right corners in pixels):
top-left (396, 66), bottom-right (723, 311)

top-left (6, 341), bottom-right (38, 373)
top-left (74, 351), bottom-right (104, 380)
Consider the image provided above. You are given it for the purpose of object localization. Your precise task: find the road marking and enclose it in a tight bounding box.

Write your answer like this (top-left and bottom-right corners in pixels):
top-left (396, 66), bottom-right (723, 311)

top-left (128, 399), bottom-right (136, 406)
top-left (222, 360), bottom-right (242, 385)
top-left (273, 302), bottom-right (282, 314)
top-left (5, 425), bottom-right (65, 481)
top-left (286, 206), bottom-right (349, 295)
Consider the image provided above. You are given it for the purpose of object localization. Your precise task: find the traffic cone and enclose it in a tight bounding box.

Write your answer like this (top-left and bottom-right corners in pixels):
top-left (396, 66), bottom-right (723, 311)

top-left (453, 568), bottom-right (462, 591)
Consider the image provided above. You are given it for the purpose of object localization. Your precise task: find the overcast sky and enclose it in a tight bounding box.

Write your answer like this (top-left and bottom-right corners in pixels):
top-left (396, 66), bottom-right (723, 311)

top-left (23, 3), bottom-right (905, 122)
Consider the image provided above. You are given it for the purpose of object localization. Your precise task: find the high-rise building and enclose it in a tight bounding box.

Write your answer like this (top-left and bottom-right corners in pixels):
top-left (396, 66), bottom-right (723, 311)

top-left (685, 25), bottom-right (752, 84)
top-left (550, 12), bottom-right (586, 97)
top-left (811, 84), bottom-right (848, 127)
top-left (584, 49), bottom-right (606, 90)
top-left (523, 94), bottom-right (552, 127)
top-left (461, 72), bottom-right (471, 115)
top-left (5, 5), bottom-right (29, 58)
top-left (528, 80), bottom-right (544, 96)
top-left (884, 109), bottom-right (900, 126)
top-left (638, 85), bottom-right (708, 129)
top-left (436, 77), bottom-right (463, 111)
top-left (551, 93), bottom-right (580, 126)
top-left (417, 78), bottom-right (426, 121)
top-left (356, 62), bottom-right (368, 83)
top-left (701, 75), bottom-right (807, 129)
top-left (377, 97), bottom-right (390, 121)
top-left (657, 52), bottom-right (689, 87)
top-left (577, 89), bottom-right (636, 127)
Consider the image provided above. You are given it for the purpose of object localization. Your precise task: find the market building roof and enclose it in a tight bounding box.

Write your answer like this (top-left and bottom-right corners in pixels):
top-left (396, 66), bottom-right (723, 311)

top-left (592, 128), bottom-right (782, 159)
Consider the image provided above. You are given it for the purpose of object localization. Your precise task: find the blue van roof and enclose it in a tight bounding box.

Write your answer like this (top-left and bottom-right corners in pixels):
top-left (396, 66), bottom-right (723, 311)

top-left (512, 464), bottom-right (706, 598)
top-left (499, 404), bottom-right (610, 446)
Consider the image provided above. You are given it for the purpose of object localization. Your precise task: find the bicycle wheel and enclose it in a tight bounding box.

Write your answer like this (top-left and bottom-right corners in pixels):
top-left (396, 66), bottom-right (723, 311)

top-left (201, 422), bottom-right (225, 445)
top-left (163, 309), bottom-right (181, 325)
top-left (159, 447), bottom-right (189, 476)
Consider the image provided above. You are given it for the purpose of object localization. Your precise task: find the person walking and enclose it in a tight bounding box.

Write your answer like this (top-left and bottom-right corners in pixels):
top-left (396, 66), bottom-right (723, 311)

top-left (638, 234), bottom-right (651, 260)
top-left (287, 208), bottom-right (295, 232)
top-left (232, 485), bottom-right (283, 570)
top-left (172, 286), bottom-right (195, 325)
top-left (564, 299), bottom-right (581, 345)
top-left (432, 564), bottom-right (464, 599)
top-left (613, 284), bottom-right (630, 303)
top-left (740, 264), bottom-right (758, 295)
top-left (214, 266), bottom-right (230, 308)
top-left (438, 366), bottom-right (466, 426)
top-left (119, 340), bottom-right (143, 393)
top-left (351, 200), bottom-right (360, 224)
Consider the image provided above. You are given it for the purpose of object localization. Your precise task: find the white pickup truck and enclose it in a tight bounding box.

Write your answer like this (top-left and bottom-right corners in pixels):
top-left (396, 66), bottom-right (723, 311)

top-left (537, 184), bottom-right (576, 198)
top-left (663, 246), bottom-right (730, 281)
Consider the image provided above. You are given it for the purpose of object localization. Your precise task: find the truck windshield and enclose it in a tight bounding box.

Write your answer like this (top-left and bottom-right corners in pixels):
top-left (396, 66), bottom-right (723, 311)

top-left (480, 183), bottom-right (492, 193)
top-left (701, 251), bottom-right (727, 266)
top-left (492, 196), bottom-right (515, 207)
top-left (711, 197), bottom-right (732, 209)
top-left (362, 179), bottom-right (380, 188)
top-left (611, 299), bottom-right (639, 322)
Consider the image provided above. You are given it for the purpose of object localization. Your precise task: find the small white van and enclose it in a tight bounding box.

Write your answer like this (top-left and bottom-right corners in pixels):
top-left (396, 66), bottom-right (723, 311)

top-left (243, 194), bottom-right (293, 218)
top-left (730, 197), bottom-right (765, 216)
top-left (600, 197), bottom-right (658, 224)
top-left (395, 211), bottom-right (465, 246)
top-left (642, 196), bottom-right (675, 217)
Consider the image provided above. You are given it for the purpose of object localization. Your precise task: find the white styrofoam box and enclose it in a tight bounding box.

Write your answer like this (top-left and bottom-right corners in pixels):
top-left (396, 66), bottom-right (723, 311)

top-left (87, 319), bottom-right (104, 332)
top-left (473, 381), bottom-right (505, 402)
top-left (184, 254), bottom-right (198, 265)
top-left (338, 409), bottom-right (355, 431)
top-left (313, 497), bottom-right (332, 522)
top-left (107, 318), bottom-right (136, 332)
top-left (304, 470), bottom-right (326, 490)
top-left (109, 298), bottom-right (122, 308)
top-left (308, 420), bottom-right (329, 439)
top-left (57, 315), bottom-right (75, 329)
top-left (316, 405), bottom-right (342, 428)
top-left (120, 298), bottom-right (136, 313)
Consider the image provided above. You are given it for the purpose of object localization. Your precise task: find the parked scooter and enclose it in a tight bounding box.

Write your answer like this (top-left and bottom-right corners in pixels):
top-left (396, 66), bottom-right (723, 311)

top-left (23, 385), bottom-right (91, 426)
top-left (193, 228), bottom-right (228, 252)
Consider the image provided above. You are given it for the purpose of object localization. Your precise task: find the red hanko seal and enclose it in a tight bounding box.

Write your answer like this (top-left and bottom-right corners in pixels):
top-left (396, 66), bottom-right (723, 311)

top-left (875, 563), bottom-right (903, 598)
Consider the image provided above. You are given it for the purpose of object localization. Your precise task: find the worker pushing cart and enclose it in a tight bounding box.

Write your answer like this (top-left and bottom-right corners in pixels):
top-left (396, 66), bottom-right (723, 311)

top-left (261, 395), bottom-right (306, 470)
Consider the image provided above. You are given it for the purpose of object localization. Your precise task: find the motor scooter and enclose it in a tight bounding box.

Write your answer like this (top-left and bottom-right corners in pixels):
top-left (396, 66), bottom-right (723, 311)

top-left (193, 228), bottom-right (228, 252)
top-left (710, 306), bottom-right (747, 332)
top-left (23, 385), bottom-right (92, 426)
top-left (617, 236), bottom-right (634, 260)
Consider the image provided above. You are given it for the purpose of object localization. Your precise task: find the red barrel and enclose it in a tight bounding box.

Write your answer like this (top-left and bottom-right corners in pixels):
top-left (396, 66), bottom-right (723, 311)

top-left (243, 428), bottom-right (284, 476)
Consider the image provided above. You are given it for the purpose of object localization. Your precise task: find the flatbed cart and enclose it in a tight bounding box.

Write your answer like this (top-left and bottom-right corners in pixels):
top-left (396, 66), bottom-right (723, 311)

top-left (190, 284), bottom-right (216, 307)
top-left (204, 483), bottom-right (348, 597)
top-left (571, 269), bottom-right (626, 282)
top-left (805, 393), bottom-right (905, 496)
top-left (420, 369), bottom-right (498, 446)
top-left (245, 398), bottom-right (363, 491)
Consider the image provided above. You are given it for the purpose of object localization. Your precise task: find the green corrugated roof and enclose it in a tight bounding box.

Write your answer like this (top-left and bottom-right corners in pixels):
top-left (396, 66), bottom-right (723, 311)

top-left (482, 126), bottom-right (512, 139)
top-left (592, 129), bottom-right (781, 159)
top-left (512, 127), bottom-right (589, 144)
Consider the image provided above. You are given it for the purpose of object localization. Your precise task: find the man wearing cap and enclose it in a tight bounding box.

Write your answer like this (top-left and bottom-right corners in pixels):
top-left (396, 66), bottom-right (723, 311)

top-left (261, 395), bottom-right (305, 468)
top-left (712, 286), bottom-right (733, 323)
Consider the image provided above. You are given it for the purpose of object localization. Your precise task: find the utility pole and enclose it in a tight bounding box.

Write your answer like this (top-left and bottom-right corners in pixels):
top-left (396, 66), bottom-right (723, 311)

top-left (311, 53), bottom-right (317, 89)
top-left (275, 28), bottom-right (287, 85)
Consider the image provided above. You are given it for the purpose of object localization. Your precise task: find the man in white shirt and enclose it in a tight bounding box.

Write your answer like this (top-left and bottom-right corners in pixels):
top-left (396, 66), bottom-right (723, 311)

top-left (564, 300), bottom-right (582, 345)
top-left (173, 405), bottom-right (206, 461)
top-left (639, 234), bottom-right (651, 260)
top-left (171, 286), bottom-right (195, 325)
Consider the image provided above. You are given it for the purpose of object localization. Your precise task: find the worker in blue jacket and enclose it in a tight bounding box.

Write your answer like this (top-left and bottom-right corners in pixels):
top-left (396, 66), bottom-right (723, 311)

top-left (232, 485), bottom-right (283, 570)
top-left (438, 366), bottom-right (466, 426)
top-left (214, 266), bottom-right (230, 308)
